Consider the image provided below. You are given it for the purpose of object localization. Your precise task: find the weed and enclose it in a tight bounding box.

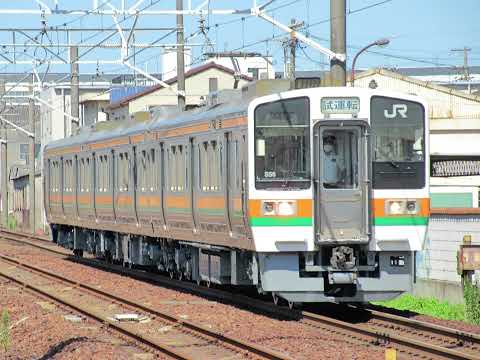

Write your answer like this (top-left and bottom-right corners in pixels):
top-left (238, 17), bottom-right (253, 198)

top-left (0, 309), bottom-right (10, 354)
top-left (464, 281), bottom-right (480, 325)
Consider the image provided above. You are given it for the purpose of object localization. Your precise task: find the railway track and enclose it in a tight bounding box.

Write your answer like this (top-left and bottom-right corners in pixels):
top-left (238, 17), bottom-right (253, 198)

top-left (1, 229), bottom-right (480, 359)
top-left (0, 247), bottom-right (291, 359)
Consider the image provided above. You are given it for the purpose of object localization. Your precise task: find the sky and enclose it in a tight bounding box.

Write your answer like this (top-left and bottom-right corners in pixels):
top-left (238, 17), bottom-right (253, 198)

top-left (0, 0), bottom-right (478, 75)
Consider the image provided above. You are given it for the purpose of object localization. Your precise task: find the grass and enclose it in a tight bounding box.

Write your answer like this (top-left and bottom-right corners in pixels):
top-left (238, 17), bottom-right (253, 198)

top-left (372, 294), bottom-right (466, 322)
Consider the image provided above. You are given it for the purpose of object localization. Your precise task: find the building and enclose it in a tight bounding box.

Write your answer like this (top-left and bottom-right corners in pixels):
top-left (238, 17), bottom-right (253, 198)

top-left (352, 67), bottom-right (480, 303)
top-left (106, 62), bottom-right (253, 120)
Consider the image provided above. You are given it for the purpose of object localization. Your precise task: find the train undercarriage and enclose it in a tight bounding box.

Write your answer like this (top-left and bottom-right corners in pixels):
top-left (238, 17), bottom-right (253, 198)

top-left (52, 224), bottom-right (414, 304)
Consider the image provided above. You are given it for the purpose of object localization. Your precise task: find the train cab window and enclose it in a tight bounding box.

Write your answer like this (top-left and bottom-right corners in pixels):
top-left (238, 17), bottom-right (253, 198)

top-left (321, 131), bottom-right (359, 189)
top-left (254, 97), bottom-right (310, 190)
top-left (370, 96), bottom-right (425, 189)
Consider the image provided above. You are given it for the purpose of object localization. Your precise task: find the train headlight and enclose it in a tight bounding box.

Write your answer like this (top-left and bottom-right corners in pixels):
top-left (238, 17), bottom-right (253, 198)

top-left (277, 201), bottom-right (297, 216)
top-left (406, 200), bottom-right (418, 214)
top-left (261, 200), bottom-right (298, 216)
top-left (385, 200), bottom-right (419, 215)
top-left (386, 200), bottom-right (405, 215)
top-left (262, 201), bottom-right (276, 216)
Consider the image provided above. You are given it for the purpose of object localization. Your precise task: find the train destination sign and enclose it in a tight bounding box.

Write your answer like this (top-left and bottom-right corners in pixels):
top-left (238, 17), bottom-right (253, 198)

top-left (321, 97), bottom-right (360, 114)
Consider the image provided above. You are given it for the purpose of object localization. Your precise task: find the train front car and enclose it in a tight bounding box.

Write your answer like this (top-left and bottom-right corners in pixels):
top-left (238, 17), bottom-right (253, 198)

top-left (248, 87), bottom-right (429, 303)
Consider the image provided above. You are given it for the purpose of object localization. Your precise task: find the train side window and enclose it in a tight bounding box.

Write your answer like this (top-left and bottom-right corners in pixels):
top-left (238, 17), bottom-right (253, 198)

top-left (86, 158), bottom-right (90, 193)
top-left (199, 142), bottom-right (209, 191)
top-left (125, 152), bottom-right (130, 192)
top-left (141, 150), bottom-right (147, 192)
top-left (150, 148), bottom-right (156, 191)
top-left (177, 145), bottom-right (185, 192)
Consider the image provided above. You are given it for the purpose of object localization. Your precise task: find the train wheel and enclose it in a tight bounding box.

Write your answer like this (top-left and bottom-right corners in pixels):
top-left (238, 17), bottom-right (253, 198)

top-left (169, 270), bottom-right (175, 280)
top-left (206, 279), bottom-right (212, 288)
top-left (177, 271), bottom-right (183, 281)
top-left (196, 278), bottom-right (201, 286)
top-left (288, 301), bottom-right (295, 310)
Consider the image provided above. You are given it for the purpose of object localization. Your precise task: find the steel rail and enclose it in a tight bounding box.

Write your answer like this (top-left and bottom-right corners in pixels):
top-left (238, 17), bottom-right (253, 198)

top-left (0, 251), bottom-right (292, 360)
top-left (1, 229), bottom-right (479, 359)
top-left (355, 304), bottom-right (480, 346)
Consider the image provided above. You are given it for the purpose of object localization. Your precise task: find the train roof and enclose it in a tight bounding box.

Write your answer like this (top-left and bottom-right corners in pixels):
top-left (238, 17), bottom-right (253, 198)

top-left (44, 98), bottom-right (249, 151)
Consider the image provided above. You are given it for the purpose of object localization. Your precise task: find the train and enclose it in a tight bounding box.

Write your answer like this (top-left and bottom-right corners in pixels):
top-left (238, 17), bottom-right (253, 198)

top-left (44, 84), bottom-right (429, 305)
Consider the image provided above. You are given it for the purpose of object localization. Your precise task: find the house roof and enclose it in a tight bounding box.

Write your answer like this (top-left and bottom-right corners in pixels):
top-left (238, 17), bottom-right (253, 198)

top-left (353, 67), bottom-right (480, 103)
top-left (107, 62), bottom-right (253, 110)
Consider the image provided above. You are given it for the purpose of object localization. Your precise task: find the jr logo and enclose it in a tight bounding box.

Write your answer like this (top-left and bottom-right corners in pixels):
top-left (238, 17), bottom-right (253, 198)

top-left (384, 104), bottom-right (408, 118)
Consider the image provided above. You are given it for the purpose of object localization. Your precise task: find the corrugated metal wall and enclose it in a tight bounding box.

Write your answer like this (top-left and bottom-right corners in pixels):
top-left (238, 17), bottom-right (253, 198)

top-left (354, 69), bottom-right (480, 120)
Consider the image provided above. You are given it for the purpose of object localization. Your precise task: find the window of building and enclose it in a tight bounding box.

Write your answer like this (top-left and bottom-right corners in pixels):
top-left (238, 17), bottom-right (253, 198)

top-left (19, 144), bottom-right (28, 161)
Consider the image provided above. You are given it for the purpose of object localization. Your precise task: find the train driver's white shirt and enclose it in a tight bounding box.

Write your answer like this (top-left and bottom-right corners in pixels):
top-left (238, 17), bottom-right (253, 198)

top-left (323, 152), bottom-right (342, 183)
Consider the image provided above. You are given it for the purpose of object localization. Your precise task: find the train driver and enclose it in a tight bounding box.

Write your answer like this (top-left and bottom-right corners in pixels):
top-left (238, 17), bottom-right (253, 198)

top-left (323, 135), bottom-right (346, 188)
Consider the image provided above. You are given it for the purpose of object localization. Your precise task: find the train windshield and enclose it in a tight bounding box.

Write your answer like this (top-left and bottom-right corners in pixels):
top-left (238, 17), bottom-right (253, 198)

top-left (371, 96), bottom-right (425, 189)
top-left (254, 97), bottom-right (310, 190)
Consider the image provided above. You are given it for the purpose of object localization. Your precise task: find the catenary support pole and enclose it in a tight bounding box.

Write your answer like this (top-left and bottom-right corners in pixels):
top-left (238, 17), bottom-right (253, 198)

top-left (330, 0), bottom-right (346, 86)
top-left (70, 45), bottom-right (79, 135)
top-left (0, 81), bottom-right (7, 228)
top-left (29, 96), bottom-right (35, 234)
top-left (176, 0), bottom-right (186, 111)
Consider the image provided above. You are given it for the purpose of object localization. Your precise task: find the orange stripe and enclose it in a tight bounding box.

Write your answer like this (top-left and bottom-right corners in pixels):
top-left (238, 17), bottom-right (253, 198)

top-left (78, 194), bottom-right (91, 205)
top-left (130, 134), bottom-right (145, 144)
top-left (138, 195), bottom-right (161, 207)
top-left (96, 194), bottom-right (113, 205)
top-left (222, 116), bottom-right (247, 128)
top-left (89, 137), bottom-right (130, 150)
top-left (248, 199), bottom-right (313, 218)
top-left (63, 194), bottom-right (75, 202)
top-left (156, 123), bottom-right (210, 139)
top-left (45, 146), bottom-right (81, 157)
top-left (117, 194), bottom-right (133, 206)
top-left (373, 198), bottom-right (430, 217)
top-left (197, 197), bottom-right (225, 209)
top-left (165, 195), bottom-right (188, 208)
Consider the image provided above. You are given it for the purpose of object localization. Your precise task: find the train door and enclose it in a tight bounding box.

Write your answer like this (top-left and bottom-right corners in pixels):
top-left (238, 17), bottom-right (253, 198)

top-left (314, 122), bottom-right (370, 243)
top-left (227, 131), bottom-right (248, 238)
top-left (114, 147), bottom-right (136, 225)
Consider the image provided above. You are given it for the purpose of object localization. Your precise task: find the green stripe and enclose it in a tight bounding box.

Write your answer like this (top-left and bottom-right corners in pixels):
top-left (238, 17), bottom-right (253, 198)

top-left (250, 217), bottom-right (312, 227)
top-left (374, 216), bottom-right (429, 226)
top-left (198, 208), bottom-right (225, 216)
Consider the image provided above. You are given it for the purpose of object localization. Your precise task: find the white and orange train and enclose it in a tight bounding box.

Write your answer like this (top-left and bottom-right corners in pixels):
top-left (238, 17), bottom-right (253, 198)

top-left (44, 85), bottom-right (429, 305)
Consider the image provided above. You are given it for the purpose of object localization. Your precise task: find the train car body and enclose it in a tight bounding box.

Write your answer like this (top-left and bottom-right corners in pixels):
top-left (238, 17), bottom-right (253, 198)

top-left (44, 86), bottom-right (429, 303)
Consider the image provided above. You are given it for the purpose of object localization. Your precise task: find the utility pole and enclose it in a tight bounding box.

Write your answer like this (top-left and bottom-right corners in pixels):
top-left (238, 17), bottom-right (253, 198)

top-left (283, 19), bottom-right (304, 89)
top-left (0, 80), bottom-right (7, 228)
top-left (176, 0), bottom-right (186, 111)
top-left (28, 94), bottom-right (35, 234)
top-left (330, 0), bottom-right (346, 86)
top-left (70, 45), bottom-right (79, 135)
top-left (452, 47), bottom-right (472, 94)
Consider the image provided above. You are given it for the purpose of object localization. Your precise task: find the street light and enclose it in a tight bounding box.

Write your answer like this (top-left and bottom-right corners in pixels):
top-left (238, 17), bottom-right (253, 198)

top-left (351, 38), bottom-right (390, 86)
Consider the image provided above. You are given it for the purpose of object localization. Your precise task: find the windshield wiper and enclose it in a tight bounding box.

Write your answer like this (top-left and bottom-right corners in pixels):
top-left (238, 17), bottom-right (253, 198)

top-left (389, 160), bottom-right (400, 168)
